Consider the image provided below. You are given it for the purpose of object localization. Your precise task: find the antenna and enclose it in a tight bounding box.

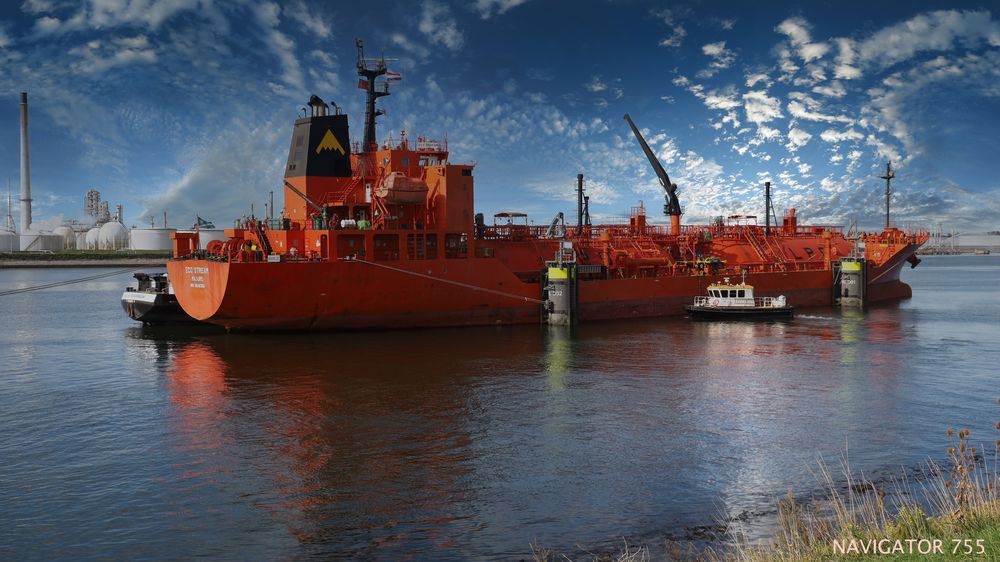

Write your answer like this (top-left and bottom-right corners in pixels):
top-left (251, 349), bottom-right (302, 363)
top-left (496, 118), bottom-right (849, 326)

top-left (879, 161), bottom-right (895, 229)
top-left (356, 38), bottom-right (394, 152)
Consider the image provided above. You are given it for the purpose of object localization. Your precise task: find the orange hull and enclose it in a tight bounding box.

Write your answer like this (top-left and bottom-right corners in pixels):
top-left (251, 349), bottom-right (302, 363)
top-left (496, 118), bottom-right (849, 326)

top-left (166, 242), bottom-right (920, 331)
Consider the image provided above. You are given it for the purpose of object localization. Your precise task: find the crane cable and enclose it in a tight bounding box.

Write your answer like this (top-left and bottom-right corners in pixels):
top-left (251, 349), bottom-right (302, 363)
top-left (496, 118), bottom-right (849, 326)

top-left (345, 258), bottom-right (543, 304)
top-left (0, 267), bottom-right (144, 297)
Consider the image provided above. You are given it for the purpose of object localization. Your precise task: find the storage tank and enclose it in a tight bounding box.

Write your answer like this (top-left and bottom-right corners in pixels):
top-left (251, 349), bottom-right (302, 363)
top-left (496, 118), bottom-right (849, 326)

top-left (75, 231), bottom-right (87, 250)
top-left (85, 227), bottom-right (101, 250)
top-left (99, 221), bottom-right (129, 250)
top-left (178, 228), bottom-right (227, 250)
top-left (19, 232), bottom-right (64, 251)
top-left (130, 227), bottom-right (176, 251)
top-left (53, 226), bottom-right (75, 249)
top-left (0, 231), bottom-right (17, 252)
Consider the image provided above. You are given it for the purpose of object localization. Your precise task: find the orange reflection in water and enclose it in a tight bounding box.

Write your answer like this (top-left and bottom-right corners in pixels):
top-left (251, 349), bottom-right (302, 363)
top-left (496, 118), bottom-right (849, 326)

top-left (162, 330), bottom-right (538, 556)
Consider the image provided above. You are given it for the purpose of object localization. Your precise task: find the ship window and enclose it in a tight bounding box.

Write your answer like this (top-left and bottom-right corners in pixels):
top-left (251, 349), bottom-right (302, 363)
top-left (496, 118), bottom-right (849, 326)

top-left (426, 234), bottom-right (437, 259)
top-left (406, 233), bottom-right (425, 260)
top-left (445, 233), bottom-right (468, 259)
top-left (738, 290), bottom-right (745, 297)
top-left (461, 169), bottom-right (473, 176)
top-left (401, 157), bottom-right (410, 166)
top-left (374, 234), bottom-right (399, 261)
top-left (337, 234), bottom-right (364, 258)
top-left (720, 290), bottom-right (728, 298)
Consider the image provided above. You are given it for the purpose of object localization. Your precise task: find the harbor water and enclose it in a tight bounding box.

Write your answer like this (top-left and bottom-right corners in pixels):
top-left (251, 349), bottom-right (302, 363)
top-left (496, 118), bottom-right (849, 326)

top-left (1, 256), bottom-right (999, 559)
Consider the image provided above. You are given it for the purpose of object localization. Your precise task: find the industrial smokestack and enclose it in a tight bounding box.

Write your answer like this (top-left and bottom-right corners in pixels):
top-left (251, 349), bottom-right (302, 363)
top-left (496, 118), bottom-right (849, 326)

top-left (19, 92), bottom-right (31, 233)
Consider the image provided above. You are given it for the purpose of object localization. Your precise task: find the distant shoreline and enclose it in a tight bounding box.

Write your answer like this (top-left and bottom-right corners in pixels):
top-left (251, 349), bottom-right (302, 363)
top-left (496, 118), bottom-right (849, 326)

top-left (0, 251), bottom-right (169, 268)
top-left (0, 259), bottom-right (166, 268)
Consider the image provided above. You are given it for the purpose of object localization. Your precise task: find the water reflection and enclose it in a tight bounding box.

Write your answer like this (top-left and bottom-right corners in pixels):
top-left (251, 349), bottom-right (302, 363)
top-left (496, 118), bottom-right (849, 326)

top-left (125, 305), bottom-right (923, 559)
top-left (147, 328), bottom-right (546, 559)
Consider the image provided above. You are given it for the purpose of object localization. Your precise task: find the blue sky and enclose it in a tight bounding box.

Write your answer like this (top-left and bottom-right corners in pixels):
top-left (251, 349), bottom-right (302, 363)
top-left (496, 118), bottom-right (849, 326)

top-left (1, 0), bottom-right (998, 232)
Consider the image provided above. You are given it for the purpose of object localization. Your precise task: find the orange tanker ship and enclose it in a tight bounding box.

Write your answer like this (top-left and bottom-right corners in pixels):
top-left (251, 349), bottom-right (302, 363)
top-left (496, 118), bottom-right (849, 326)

top-left (165, 40), bottom-right (927, 331)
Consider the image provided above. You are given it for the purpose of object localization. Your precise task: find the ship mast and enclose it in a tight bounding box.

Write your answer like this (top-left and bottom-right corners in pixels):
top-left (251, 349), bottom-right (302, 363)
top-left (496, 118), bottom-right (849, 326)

top-left (356, 38), bottom-right (391, 152)
top-left (879, 161), bottom-right (894, 229)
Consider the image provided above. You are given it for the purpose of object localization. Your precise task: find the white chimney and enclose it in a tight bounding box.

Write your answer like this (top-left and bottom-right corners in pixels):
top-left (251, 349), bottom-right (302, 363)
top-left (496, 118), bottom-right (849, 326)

top-left (19, 91), bottom-right (31, 233)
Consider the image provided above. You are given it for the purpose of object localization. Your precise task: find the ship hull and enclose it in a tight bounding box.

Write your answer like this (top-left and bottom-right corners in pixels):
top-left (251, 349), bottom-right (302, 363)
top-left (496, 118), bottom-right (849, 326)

top-left (167, 258), bottom-right (868, 331)
top-left (866, 241), bottom-right (922, 302)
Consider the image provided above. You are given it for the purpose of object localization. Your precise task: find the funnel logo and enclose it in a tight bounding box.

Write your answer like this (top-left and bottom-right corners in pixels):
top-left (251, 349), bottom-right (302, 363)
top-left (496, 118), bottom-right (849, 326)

top-left (315, 129), bottom-right (346, 155)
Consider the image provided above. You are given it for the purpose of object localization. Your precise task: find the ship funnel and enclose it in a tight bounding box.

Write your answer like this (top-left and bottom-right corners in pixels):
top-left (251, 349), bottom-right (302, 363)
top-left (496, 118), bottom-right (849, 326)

top-left (19, 91), bottom-right (32, 233)
top-left (308, 95), bottom-right (329, 117)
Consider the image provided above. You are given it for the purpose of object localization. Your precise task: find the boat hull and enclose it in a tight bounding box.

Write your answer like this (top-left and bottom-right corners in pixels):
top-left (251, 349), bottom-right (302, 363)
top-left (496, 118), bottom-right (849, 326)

top-left (684, 305), bottom-right (794, 318)
top-left (121, 290), bottom-right (200, 325)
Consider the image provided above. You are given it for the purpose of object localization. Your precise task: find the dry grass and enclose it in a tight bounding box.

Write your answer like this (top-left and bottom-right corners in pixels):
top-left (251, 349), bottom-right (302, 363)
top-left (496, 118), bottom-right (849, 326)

top-left (531, 420), bottom-right (1000, 562)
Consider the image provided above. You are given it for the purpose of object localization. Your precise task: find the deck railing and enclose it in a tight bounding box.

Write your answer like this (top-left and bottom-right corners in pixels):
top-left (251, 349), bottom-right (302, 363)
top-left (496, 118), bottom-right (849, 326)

top-left (693, 296), bottom-right (786, 308)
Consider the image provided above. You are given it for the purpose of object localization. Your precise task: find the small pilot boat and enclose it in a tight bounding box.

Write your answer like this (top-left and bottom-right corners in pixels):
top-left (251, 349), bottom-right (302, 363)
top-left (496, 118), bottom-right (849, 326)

top-left (685, 277), bottom-right (793, 318)
top-left (121, 272), bottom-right (200, 325)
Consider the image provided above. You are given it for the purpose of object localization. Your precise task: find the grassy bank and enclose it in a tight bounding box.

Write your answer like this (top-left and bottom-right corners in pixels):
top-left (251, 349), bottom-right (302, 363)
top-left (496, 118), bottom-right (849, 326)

top-left (0, 250), bottom-right (171, 261)
top-left (532, 428), bottom-right (1000, 561)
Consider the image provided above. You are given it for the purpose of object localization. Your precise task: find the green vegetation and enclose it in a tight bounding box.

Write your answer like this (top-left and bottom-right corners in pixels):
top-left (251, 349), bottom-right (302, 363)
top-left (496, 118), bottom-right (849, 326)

top-left (531, 425), bottom-right (1000, 561)
top-left (0, 250), bottom-right (170, 261)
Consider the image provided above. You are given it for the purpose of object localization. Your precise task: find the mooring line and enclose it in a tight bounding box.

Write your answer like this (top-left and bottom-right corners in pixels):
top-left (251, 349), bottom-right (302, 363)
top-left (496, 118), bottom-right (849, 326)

top-left (0, 267), bottom-right (143, 297)
top-left (345, 258), bottom-right (542, 304)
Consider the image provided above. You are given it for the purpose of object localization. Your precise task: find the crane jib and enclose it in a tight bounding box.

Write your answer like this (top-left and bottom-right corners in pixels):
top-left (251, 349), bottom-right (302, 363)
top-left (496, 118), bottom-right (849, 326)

top-left (623, 114), bottom-right (681, 217)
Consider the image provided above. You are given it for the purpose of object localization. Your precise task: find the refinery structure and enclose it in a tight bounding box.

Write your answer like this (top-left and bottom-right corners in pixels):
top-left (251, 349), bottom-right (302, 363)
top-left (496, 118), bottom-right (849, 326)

top-left (2, 92), bottom-right (224, 253)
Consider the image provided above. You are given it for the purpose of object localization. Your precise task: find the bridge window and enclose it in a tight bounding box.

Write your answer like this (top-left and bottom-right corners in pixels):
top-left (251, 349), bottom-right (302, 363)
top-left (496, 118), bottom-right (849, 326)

top-left (336, 234), bottom-right (364, 258)
top-left (406, 233), bottom-right (426, 260)
top-left (738, 290), bottom-right (745, 297)
top-left (426, 234), bottom-right (438, 259)
top-left (445, 233), bottom-right (467, 259)
top-left (374, 234), bottom-right (399, 261)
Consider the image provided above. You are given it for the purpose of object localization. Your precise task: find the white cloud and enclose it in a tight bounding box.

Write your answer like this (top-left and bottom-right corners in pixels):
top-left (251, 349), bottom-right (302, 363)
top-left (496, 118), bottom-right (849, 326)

top-left (659, 25), bottom-right (686, 48)
top-left (475, 0), bottom-right (530, 19)
top-left (857, 10), bottom-right (1000, 69)
top-left (819, 128), bottom-right (864, 143)
top-left (67, 35), bottom-right (157, 74)
top-left (703, 87), bottom-right (740, 110)
top-left (419, 0), bottom-right (464, 50)
top-left (833, 37), bottom-right (861, 79)
top-left (33, 15), bottom-right (62, 34)
top-left (785, 127), bottom-right (812, 152)
top-left (745, 72), bottom-right (771, 88)
top-left (21, 0), bottom-right (54, 14)
top-left (254, 3), bottom-right (304, 94)
top-left (813, 81), bottom-right (846, 97)
top-left (584, 75), bottom-right (606, 92)
top-left (742, 90), bottom-right (782, 124)
top-left (0, 23), bottom-right (11, 48)
top-left (697, 41), bottom-right (735, 78)
top-left (284, 1), bottom-right (332, 38)
top-left (787, 93), bottom-right (854, 124)
top-left (776, 16), bottom-right (829, 63)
